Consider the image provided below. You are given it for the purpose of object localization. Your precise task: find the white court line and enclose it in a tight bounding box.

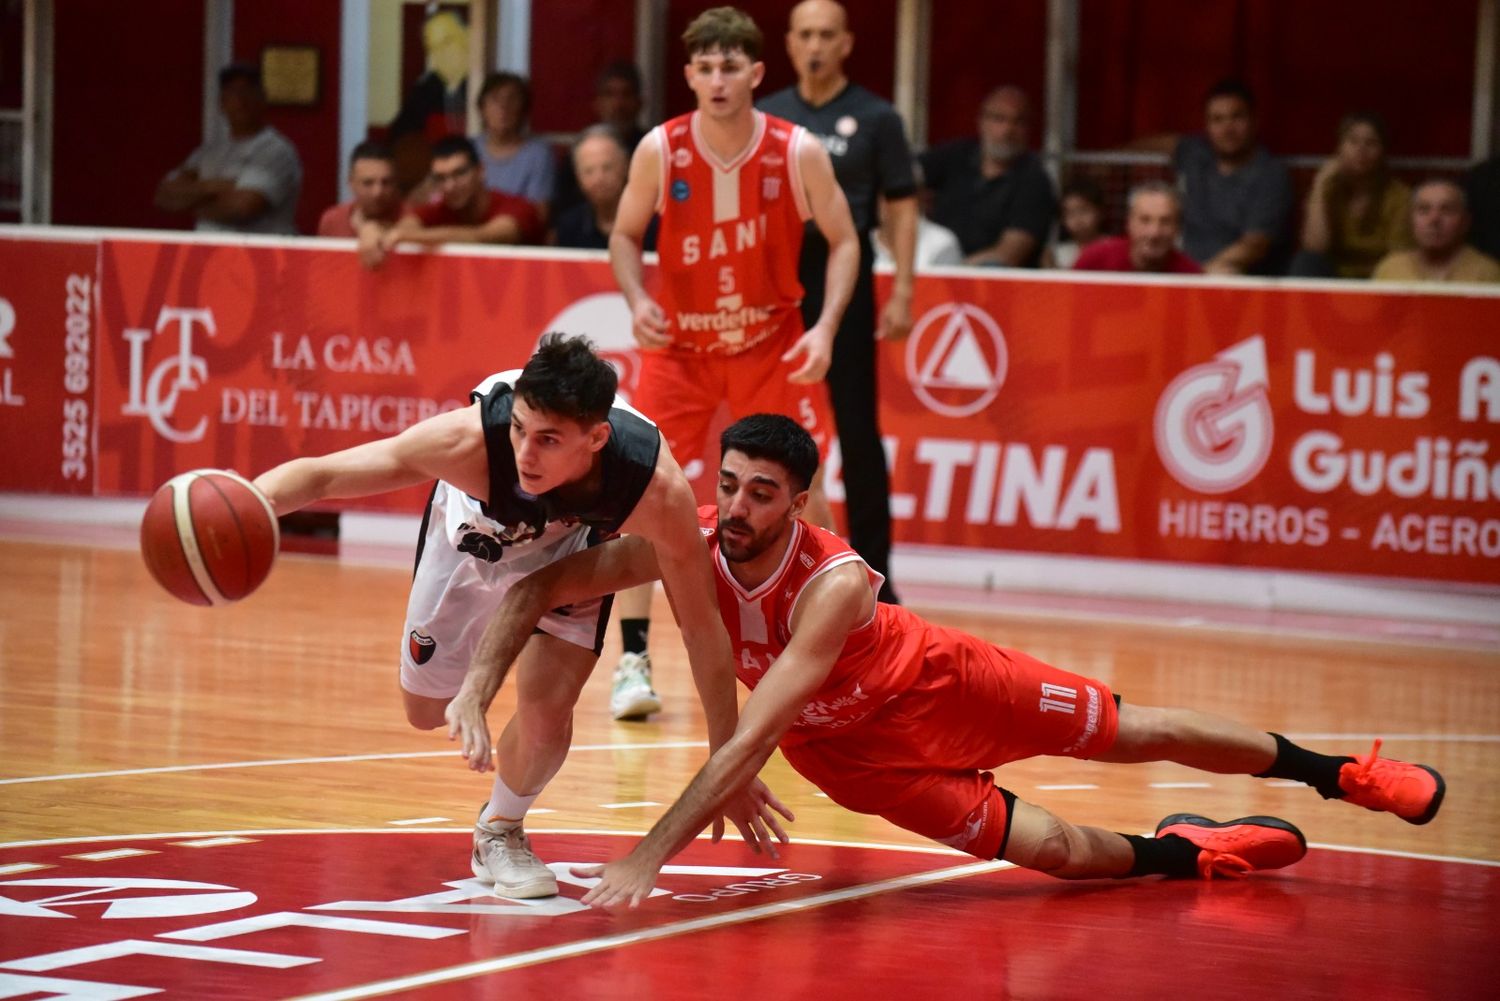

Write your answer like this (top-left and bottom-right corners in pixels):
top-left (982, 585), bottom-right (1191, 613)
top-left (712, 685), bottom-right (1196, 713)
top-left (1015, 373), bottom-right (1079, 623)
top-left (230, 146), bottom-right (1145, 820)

top-left (290, 857), bottom-right (1014, 1001)
top-left (65, 848), bottom-right (156, 861)
top-left (0, 741), bottom-right (709, 786)
top-left (171, 837), bottom-right (254, 848)
top-left (388, 818), bottom-right (449, 826)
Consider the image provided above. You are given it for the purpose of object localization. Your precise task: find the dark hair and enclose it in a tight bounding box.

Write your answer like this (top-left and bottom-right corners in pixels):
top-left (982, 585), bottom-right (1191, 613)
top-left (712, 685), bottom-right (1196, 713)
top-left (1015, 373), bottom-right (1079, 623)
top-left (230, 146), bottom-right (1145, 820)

top-left (218, 62), bottom-right (262, 91)
top-left (597, 61), bottom-right (642, 94)
top-left (515, 333), bottom-right (618, 425)
top-left (720, 414), bottom-right (819, 493)
top-left (1338, 110), bottom-right (1389, 149)
top-left (429, 134), bottom-right (480, 166)
top-left (1061, 177), bottom-right (1105, 210)
top-left (683, 6), bottom-right (763, 60)
top-left (477, 71), bottom-right (531, 118)
top-left (348, 140), bottom-right (394, 169)
top-left (1205, 78), bottom-right (1254, 111)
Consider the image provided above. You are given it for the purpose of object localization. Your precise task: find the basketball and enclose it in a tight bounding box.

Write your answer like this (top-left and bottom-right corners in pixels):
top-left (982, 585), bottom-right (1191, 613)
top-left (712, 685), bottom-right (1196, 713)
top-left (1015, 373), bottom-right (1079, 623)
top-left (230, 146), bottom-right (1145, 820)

top-left (140, 469), bottom-right (280, 606)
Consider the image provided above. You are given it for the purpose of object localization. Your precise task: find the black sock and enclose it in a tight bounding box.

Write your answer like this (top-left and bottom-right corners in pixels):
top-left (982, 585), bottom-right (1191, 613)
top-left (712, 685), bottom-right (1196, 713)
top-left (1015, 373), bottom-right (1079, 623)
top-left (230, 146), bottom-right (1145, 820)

top-left (1121, 833), bottom-right (1201, 878)
top-left (1254, 732), bottom-right (1353, 800)
top-left (621, 618), bottom-right (649, 656)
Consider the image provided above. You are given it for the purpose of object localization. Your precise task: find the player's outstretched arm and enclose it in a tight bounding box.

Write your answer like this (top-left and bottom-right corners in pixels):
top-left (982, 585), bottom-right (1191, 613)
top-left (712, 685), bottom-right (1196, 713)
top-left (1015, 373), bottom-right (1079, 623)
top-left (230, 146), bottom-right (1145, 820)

top-left (252, 404), bottom-right (488, 516)
top-left (446, 535), bottom-right (663, 771)
top-left (620, 450), bottom-right (740, 748)
top-left (783, 136), bottom-right (859, 382)
top-left (574, 564), bottom-right (869, 909)
top-left (609, 133), bottom-right (671, 349)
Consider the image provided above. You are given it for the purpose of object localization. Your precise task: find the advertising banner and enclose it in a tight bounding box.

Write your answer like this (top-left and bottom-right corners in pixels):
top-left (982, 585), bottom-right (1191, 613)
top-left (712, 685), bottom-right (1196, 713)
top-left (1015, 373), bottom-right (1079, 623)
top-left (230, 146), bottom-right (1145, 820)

top-left (0, 236), bottom-right (99, 495)
top-left (3, 232), bottom-right (1495, 585)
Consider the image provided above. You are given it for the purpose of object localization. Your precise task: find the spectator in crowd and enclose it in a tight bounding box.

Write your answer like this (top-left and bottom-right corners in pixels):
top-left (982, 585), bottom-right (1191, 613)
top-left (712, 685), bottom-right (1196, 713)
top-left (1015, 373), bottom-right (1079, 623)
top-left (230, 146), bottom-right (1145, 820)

top-left (553, 62), bottom-right (650, 223)
top-left (378, 136), bottom-right (543, 253)
top-left (1372, 178), bottom-right (1500, 283)
top-left (1074, 181), bottom-right (1201, 274)
top-left (318, 141), bottom-right (411, 237)
top-left (1139, 79), bottom-right (1291, 275)
top-left (919, 86), bottom-right (1056, 267)
top-left (473, 72), bottom-right (556, 217)
top-left (1045, 178), bottom-right (1108, 269)
top-left (1292, 113), bottom-right (1410, 279)
top-left (1464, 154), bottom-right (1500, 261)
top-left (552, 126), bottom-right (655, 251)
top-left (594, 61), bottom-right (648, 151)
top-left (154, 63), bottom-right (303, 235)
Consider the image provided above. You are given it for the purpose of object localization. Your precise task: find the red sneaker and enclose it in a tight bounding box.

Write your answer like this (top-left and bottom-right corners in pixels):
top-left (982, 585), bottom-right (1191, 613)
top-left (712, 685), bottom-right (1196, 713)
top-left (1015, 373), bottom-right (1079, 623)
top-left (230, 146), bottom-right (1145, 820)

top-left (1338, 739), bottom-right (1445, 825)
top-left (1155, 814), bottom-right (1307, 880)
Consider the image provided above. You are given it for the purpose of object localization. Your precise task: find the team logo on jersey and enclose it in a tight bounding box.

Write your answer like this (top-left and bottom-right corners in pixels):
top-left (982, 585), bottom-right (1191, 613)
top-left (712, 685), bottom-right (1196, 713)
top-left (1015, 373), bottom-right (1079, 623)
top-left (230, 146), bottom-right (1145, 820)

top-left (671, 179), bottom-right (691, 202)
top-left (905, 303), bottom-right (1009, 418)
top-left (763, 176), bottom-right (782, 200)
top-left (672, 146), bottom-right (693, 169)
top-left (1153, 336), bottom-right (1273, 494)
top-left (408, 630), bottom-right (436, 665)
top-left (760, 151), bottom-right (784, 169)
top-left (835, 115), bottom-right (858, 137)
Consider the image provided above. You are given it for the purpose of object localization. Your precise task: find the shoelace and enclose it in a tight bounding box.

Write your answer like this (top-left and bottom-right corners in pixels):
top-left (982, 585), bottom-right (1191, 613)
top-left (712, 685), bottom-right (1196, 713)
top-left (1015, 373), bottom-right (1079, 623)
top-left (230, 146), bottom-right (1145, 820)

top-left (1199, 851), bottom-right (1252, 880)
top-left (1346, 738), bottom-right (1386, 790)
top-left (500, 829), bottom-right (539, 862)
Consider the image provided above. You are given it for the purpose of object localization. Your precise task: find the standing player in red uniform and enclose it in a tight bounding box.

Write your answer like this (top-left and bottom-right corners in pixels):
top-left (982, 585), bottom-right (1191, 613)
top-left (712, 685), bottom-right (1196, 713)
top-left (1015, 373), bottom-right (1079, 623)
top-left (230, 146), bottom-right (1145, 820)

top-left (604, 6), bottom-right (860, 721)
top-left (447, 414), bottom-right (1448, 906)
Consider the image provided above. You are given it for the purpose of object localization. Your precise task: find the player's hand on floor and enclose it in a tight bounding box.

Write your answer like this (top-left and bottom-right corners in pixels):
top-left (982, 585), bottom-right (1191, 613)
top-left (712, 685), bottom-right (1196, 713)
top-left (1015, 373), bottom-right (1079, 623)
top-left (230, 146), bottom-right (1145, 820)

top-left (716, 777), bottom-right (794, 858)
top-left (631, 296), bottom-right (672, 349)
top-left (444, 693), bottom-right (493, 773)
top-left (572, 856), bottom-right (661, 909)
top-left (782, 326), bottom-right (834, 383)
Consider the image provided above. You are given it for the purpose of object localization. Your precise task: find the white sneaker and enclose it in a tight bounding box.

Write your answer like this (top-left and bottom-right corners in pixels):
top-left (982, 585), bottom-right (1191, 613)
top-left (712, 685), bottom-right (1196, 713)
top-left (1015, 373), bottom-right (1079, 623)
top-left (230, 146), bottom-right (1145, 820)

top-left (610, 651), bottom-right (662, 720)
top-left (471, 813), bottom-right (558, 899)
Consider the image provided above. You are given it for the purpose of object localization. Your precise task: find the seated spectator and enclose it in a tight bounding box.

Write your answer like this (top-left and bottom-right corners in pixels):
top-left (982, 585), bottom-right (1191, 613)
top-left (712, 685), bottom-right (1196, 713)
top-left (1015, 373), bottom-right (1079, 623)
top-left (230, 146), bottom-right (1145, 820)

top-left (553, 62), bottom-right (649, 221)
top-left (380, 136), bottom-right (543, 253)
top-left (1157, 79), bottom-right (1292, 275)
top-left (318, 141), bottom-right (411, 237)
top-left (1074, 181), bottom-right (1202, 274)
top-left (1292, 113), bottom-right (1410, 279)
top-left (472, 72), bottom-right (555, 215)
top-left (1464, 155), bottom-right (1500, 261)
top-left (1372, 178), bottom-right (1500, 283)
top-left (1045, 178), bottom-right (1107, 268)
top-left (875, 217), bottom-right (962, 269)
top-left (552, 126), bottom-right (656, 251)
top-left (154, 63), bottom-right (302, 234)
top-left (918, 86), bottom-right (1056, 267)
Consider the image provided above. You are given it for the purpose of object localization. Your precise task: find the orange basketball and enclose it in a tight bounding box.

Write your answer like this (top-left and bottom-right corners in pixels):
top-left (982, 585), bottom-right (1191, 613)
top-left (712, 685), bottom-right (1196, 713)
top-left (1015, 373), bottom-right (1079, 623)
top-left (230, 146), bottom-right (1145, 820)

top-left (140, 469), bottom-right (280, 606)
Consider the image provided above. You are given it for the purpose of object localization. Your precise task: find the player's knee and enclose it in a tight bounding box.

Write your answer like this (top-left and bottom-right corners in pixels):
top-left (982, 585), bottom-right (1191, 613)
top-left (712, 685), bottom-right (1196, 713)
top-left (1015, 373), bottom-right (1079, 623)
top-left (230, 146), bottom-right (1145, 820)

top-left (1003, 803), bottom-right (1087, 877)
top-left (402, 692), bottom-right (448, 731)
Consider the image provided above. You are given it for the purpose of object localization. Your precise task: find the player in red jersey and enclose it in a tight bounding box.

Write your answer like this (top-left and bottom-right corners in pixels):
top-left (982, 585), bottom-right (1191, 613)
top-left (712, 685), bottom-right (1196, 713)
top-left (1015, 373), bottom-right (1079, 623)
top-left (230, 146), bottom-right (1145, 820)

top-left (603, 6), bottom-right (861, 722)
top-left (445, 414), bottom-right (1446, 906)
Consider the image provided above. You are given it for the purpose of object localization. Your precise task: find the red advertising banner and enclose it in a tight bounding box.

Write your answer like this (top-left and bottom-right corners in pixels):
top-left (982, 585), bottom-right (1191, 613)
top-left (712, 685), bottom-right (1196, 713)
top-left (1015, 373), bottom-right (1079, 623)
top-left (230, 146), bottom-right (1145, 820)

top-left (93, 239), bottom-right (642, 512)
top-left (874, 274), bottom-right (1500, 585)
top-left (0, 236), bottom-right (99, 495)
top-left (5, 233), bottom-right (1497, 586)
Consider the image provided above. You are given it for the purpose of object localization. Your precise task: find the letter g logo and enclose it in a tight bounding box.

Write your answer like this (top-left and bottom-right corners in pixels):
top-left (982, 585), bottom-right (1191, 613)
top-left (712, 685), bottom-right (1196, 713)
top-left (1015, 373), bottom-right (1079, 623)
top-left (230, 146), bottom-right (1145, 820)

top-left (1154, 336), bottom-right (1274, 493)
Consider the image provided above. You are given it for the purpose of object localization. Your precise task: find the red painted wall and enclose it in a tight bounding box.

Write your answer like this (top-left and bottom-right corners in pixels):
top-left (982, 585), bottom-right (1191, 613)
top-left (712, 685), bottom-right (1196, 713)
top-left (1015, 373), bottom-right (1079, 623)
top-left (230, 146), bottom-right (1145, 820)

top-left (926, 0), bottom-right (1048, 146)
top-left (51, 0), bottom-right (205, 229)
top-left (529, 1), bottom-right (638, 132)
top-left (1076, 0), bottom-right (1477, 156)
top-left (233, 0), bottom-right (343, 234)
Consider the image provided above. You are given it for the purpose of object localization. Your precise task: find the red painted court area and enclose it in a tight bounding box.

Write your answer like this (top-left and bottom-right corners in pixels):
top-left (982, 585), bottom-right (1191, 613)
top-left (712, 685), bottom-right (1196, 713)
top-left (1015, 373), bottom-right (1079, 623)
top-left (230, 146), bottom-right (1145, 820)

top-left (1, 831), bottom-right (1495, 1000)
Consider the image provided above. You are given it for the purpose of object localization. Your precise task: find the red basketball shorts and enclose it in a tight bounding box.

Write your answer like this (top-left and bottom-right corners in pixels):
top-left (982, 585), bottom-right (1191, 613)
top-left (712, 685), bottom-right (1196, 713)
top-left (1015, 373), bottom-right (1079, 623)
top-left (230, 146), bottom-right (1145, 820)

top-left (780, 636), bottom-right (1119, 860)
top-left (632, 326), bottom-right (833, 478)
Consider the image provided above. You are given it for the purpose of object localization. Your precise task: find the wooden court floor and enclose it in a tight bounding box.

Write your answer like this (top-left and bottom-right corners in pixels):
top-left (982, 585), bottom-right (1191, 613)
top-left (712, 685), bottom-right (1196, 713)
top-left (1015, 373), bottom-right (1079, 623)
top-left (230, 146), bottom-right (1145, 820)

top-left (2, 530), bottom-right (1497, 999)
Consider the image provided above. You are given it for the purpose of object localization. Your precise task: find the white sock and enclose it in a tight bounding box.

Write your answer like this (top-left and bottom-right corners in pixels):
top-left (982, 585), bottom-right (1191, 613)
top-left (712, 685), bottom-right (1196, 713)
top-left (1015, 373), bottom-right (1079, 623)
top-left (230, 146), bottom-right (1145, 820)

top-left (484, 777), bottom-right (539, 829)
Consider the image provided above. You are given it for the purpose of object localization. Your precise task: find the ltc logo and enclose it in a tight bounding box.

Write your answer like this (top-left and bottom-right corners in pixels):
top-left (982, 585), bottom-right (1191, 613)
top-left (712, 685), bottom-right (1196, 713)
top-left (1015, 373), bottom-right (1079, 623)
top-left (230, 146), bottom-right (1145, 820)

top-left (122, 306), bottom-right (216, 443)
top-left (905, 303), bottom-right (1008, 418)
top-left (1154, 336), bottom-right (1273, 493)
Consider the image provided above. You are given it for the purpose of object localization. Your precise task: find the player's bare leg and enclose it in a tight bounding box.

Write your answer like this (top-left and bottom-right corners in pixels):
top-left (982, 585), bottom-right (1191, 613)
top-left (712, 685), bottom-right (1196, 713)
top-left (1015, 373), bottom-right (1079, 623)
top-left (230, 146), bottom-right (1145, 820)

top-left (473, 633), bottom-right (598, 898)
top-left (1003, 795), bottom-right (1305, 881)
top-left (1092, 703), bottom-right (1445, 824)
top-left (402, 690), bottom-right (450, 731)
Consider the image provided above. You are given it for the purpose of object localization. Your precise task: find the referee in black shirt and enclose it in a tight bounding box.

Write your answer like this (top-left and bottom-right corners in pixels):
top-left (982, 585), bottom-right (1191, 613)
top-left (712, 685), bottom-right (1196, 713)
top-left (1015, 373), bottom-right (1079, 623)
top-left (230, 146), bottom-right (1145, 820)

top-left (759, 0), bottom-right (916, 602)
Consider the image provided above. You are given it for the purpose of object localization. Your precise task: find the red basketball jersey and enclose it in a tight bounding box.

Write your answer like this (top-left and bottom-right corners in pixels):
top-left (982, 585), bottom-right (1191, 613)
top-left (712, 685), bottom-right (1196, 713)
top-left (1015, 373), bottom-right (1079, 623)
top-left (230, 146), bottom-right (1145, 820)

top-left (652, 111), bottom-right (813, 355)
top-left (699, 507), bottom-right (929, 743)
